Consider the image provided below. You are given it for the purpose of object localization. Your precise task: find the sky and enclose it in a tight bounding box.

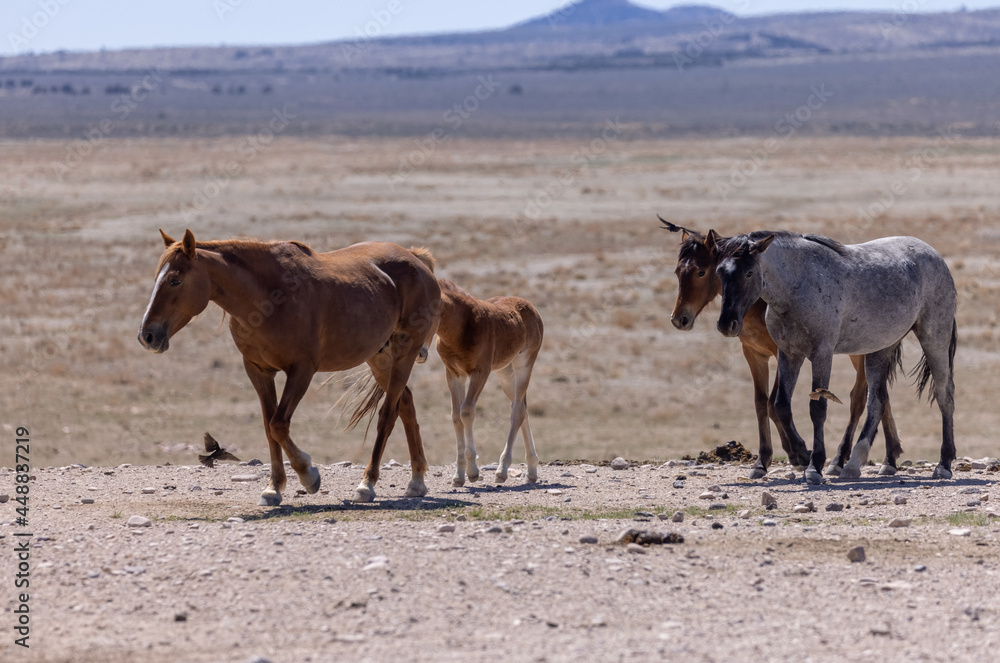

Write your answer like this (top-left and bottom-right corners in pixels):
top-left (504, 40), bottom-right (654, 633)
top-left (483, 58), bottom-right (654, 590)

top-left (2, 0), bottom-right (997, 56)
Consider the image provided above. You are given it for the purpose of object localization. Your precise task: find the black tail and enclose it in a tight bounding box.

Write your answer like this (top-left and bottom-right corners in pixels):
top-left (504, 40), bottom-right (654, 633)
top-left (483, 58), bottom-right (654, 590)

top-left (911, 319), bottom-right (957, 403)
top-left (886, 341), bottom-right (904, 386)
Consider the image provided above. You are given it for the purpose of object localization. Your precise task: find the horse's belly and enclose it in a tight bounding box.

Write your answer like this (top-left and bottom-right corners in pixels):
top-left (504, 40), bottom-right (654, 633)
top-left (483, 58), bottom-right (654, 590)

top-left (833, 314), bottom-right (915, 355)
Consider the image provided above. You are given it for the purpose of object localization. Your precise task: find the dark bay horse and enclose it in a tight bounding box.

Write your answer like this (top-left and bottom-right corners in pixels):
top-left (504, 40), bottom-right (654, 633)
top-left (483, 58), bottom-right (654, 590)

top-left (715, 231), bottom-right (957, 485)
top-left (661, 219), bottom-right (902, 480)
top-left (138, 230), bottom-right (440, 504)
top-left (435, 279), bottom-right (543, 486)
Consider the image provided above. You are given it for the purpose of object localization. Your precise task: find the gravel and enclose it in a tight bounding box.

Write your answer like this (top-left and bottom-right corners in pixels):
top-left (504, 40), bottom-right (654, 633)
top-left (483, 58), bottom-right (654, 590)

top-left (8, 460), bottom-right (998, 662)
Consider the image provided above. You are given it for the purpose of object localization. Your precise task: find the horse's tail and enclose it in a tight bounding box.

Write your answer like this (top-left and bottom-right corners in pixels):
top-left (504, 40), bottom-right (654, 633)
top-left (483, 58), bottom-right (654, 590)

top-left (911, 318), bottom-right (957, 403)
top-left (409, 246), bottom-right (435, 273)
top-left (335, 367), bottom-right (385, 434)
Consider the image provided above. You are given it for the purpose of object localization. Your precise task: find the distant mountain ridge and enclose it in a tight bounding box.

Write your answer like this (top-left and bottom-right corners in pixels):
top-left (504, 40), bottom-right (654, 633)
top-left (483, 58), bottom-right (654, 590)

top-left (514, 0), bottom-right (725, 28)
top-left (3, 1), bottom-right (1000, 74)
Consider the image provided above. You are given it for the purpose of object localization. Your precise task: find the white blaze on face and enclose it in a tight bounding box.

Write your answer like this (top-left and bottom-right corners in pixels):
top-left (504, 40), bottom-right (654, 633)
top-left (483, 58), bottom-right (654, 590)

top-left (141, 263), bottom-right (170, 330)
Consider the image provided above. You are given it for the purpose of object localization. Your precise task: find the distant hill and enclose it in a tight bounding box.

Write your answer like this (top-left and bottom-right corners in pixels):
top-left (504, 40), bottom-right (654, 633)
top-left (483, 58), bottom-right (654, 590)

top-left (514, 0), bottom-right (721, 29)
top-left (3, 3), bottom-right (1000, 75)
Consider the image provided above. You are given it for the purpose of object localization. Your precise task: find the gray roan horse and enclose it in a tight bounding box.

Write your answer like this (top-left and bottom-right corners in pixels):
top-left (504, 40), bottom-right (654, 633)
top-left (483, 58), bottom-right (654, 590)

top-left (714, 231), bottom-right (957, 485)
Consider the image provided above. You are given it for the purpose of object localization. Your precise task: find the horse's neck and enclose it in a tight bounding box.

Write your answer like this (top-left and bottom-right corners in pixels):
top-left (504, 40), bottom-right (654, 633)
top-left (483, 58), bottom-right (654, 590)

top-left (436, 290), bottom-right (476, 344)
top-left (758, 243), bottom-right (795, 306)
top-left (199, 248), bottom-right (274, 320)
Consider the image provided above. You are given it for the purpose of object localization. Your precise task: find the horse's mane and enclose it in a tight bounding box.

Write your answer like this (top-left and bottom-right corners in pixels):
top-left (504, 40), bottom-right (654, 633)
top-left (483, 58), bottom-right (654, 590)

top-left (724, 230), bottom-right (846, 257)
top-left (158, 237), bottom-right (314, 271)
top-left (438, 278), bottom-right (474, 299)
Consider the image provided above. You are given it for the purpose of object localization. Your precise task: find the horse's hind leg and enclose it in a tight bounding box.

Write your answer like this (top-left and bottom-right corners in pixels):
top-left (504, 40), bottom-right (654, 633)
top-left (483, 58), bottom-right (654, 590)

top-left (828, 355), bottom-right (868, 476)
top-left (914, 320), bottom-right (957, 479)
top-left (743, 346), bottom-right (774, 480)
top-left (840, 347), bottom-right (894, 480)
top-left (496, 356), bottom-right (539, 483)
top-left (446, 370), bottom-right (471, 487)
top-left (397, 385), bottom-right (429, 497)
top-left (355, 349), bottom-right (423, 502)
top-left (244, 360), bottom-right (286, 506)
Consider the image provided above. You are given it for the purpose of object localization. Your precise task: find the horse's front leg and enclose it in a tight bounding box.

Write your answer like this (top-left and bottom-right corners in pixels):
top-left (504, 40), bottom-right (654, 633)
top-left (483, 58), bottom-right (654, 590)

top-left (244, 360), bottom-right (286, 506)
top-left (804, 352), bottom-right (834, 485)
top-left (446, 371), bottom-right (471, 487)
top-left (742, 345), bottom-right (774, 480)
top-left (771, 351), bottom-right (810, 471)
top-left (458, 369), bottom-right (490, 482)
top-left (268, 364), bottom-right (322, 496)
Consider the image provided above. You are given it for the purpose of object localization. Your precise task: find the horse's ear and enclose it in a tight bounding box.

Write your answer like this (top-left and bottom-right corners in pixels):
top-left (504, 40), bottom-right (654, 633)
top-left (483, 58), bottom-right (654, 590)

top-left (705, 229), bottom-right (720, 252)
top-left (750, 234), bottom-right (775, 255)
top-left (182, 229), bottom-right (197, 259)
top-left (160, 229), bottom-right (175, 247)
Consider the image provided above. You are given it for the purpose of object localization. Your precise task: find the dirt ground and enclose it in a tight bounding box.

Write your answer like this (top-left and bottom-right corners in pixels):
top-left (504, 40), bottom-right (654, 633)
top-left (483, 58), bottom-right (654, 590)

top-left (1, 457), bottom-right (998, 663)
top-left (1, 134), bottom-right (999, 661)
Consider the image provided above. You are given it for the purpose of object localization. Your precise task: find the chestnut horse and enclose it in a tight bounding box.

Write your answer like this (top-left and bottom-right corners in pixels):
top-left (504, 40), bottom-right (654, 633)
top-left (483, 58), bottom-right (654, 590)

top-left (435, 279), bottom-right (544, 486)
top-left (138, 230), bottom-right (440, 505)
top-left (661, 219), bottom-right (902, 480)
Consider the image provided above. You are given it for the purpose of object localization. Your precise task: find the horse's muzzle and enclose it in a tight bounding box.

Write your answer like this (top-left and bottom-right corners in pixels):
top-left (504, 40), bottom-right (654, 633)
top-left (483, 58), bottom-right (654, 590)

top-left (671, 313), bottom-right (694, 331)
top-left (717, 316), bottom-right (742, 338)
top-left (138, 325), bottom-right (169, 353)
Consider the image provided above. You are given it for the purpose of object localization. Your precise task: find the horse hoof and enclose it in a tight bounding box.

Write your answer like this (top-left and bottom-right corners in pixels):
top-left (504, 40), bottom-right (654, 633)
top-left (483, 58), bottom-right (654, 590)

top-left (258, 490), bottom-right (282, 507)
top-left (302, 466), bottom-right (321, 494)
top-left (354, 485), bottom-right (375, 503)
top-left (838, 466), bottom-right (861, 480)
top-left (452, 476), bottom-right (465, 487)
top-left (748, 467), bottom-right (767, 481)
top-left (931, 465), bottom-right (952, 480)
top-left (804, 469), bottom-right (824, 485)
top-left (495, 471), bottom-right (508, 484)
top-left (878, 464), bottom-right (897, 476)
top-left (467, 471), bottom-right (480, 483)
top-left (404, 480), bottom-right (427, 498)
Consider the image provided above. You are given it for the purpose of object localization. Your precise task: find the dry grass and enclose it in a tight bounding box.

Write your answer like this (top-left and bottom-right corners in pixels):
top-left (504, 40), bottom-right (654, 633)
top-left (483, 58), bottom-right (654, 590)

top-left (1, 134), bottom-right (998, 469)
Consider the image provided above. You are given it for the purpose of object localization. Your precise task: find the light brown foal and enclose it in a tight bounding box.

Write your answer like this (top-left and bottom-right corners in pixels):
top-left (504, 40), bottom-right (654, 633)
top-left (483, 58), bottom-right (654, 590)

top-left (435, 279), bottom-right (544, 486)
top-left (662, 219), bottom-right (903, 480)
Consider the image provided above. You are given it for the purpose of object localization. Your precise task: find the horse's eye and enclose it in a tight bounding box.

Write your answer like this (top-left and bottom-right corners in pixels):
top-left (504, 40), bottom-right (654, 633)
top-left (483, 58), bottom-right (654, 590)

top-left (697, 270), bottom-right (706, 278)
top-left (745, 270), bottom-right (753, 279)
top-left (169, 278), bottom-right (182, 288)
